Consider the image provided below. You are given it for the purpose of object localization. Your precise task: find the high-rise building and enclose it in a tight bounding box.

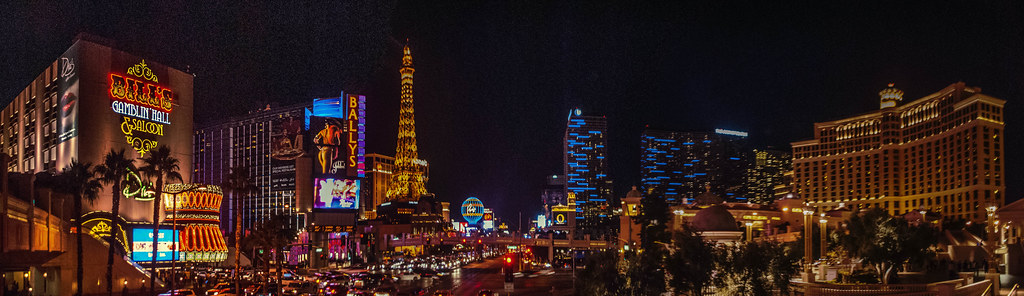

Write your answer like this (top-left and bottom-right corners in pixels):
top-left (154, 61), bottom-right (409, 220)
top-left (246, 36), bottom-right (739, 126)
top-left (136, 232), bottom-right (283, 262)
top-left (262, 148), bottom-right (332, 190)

top-left (792, 82), bottom-right (1005, 221)
top-left (194, 103), bottom-right (310, 233)
top-left (743, 149), bottom-right (791, 204)
top-left (4, 34), bottom-right (194, 223)
top-left (386, 43), bottom-right (428, 202)
top-left (640, 128), bottom-right (748, 205)
top-left (564, 109), bottom-right (614, 235)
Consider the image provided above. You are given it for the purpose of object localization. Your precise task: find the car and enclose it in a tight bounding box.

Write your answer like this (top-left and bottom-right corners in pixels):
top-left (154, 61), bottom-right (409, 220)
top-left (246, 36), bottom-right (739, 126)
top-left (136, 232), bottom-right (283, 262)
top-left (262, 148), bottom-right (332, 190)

top-left (397, 271), bottom-right (419, 281)
top-left (159, 289), bottom-right (197, 296)
top-left (432, 289), bottom-right (453, 296)
top-left (207, 283), bottom-right (235, 296)
top-left (283, 281), bottom-right (315, 296)
top-left (320, 283), bottom-right (348, 295)
top-left (477, 290), bottom-right (496, 296)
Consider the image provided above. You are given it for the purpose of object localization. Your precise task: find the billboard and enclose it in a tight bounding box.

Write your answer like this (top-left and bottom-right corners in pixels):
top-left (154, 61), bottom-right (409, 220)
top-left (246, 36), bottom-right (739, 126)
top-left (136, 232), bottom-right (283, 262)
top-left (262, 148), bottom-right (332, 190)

top-left (131, 228), bottom-right (179, 262)
top-left (271, 115), bottom-right (305, 161)
top-left (314, 178), bottom-right (359, 210)
top-left (310, 116), bottom-right (345, 177)
top-left (55, 44), bottom-right (80, 169)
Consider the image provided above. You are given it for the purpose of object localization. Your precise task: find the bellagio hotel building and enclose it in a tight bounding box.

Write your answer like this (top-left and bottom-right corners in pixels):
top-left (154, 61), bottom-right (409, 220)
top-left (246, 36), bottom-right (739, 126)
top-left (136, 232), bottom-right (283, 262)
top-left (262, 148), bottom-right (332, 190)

top-left (792, 82), bottom-right (1005, 221)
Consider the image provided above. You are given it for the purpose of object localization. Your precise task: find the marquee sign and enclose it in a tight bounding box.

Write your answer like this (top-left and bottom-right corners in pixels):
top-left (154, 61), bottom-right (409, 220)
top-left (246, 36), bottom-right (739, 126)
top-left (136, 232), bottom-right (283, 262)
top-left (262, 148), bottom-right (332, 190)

top-left (109, 60), bottom-right (175, 157)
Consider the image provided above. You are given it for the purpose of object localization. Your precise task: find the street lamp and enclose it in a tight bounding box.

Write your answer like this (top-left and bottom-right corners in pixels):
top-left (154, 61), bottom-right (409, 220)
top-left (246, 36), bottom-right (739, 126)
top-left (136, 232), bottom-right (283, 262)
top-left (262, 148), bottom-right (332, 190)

top-left (162, 184), bottom-right (208, 293)
top-left (744, 222), bottom-right (754, 242)
top-left (802, 207), bottom-right (815, 282)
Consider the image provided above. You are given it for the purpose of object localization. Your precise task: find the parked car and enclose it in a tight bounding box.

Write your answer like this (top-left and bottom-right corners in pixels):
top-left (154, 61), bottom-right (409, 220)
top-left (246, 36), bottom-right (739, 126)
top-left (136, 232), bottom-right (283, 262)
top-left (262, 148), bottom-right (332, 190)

top-left (159, 289), bottom-right (197, 296)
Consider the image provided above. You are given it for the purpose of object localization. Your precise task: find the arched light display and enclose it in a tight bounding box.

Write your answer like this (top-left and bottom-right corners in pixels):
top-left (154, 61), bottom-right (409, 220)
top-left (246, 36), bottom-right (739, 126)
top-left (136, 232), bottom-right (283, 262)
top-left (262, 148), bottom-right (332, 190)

top-left (163, 184), bottom-right (227, 262)
top-left (461, 197), bottom-right (485, 225)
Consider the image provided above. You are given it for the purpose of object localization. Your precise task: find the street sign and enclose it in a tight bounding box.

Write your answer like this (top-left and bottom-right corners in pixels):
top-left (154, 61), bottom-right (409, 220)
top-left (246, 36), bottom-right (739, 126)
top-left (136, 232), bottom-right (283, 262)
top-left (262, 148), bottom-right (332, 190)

top-left (504, 282), bottom-right (514, 292)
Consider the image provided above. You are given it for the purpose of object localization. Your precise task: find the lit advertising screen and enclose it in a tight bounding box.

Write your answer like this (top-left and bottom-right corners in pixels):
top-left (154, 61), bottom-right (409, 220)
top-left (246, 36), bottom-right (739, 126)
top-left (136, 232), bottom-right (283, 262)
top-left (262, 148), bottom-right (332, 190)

top-left (131, 228), bottom-right (179, 262)
top-left (309, 116), bottom-right (346, 177)
top-left (314, 178), bottom-right (359, 210)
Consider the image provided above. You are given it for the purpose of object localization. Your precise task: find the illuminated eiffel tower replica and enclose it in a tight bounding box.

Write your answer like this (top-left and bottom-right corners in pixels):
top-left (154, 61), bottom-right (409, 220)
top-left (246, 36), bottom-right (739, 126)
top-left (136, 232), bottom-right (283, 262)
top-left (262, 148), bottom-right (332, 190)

top-left (386, 42), bottom-right (428, 202)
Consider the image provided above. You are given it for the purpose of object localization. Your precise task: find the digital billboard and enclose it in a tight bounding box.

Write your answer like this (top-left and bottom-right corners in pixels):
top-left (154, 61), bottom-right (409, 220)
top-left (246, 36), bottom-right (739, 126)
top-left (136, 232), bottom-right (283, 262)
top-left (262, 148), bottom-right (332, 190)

top-left (314, 178), bottom-right (359, 210)
top-left (55, 43), bottom-right (80, 170)
top-left (271, 115), bottom-right (305, 161)
top-left (131, 228), bottom-right (179, 262)
top-left (310, 116), bottom-right (345, 177)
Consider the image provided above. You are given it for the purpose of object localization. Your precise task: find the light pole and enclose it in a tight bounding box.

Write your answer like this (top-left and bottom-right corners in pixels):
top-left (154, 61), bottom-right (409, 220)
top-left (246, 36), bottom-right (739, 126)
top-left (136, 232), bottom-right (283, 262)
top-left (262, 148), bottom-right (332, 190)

top-left (802, 207), bottom-right (815, 282)
top-left (163, 184), bottom-right (207, 293)
top-left (744, 222), bottom-right (754, 242)
top-left (819, 213), bottom-right (827, 260)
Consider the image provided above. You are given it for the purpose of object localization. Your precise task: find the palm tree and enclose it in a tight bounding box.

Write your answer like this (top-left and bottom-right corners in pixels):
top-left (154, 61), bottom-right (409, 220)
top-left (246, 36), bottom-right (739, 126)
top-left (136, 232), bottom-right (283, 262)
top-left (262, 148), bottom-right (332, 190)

top-left (95, 149), bottom-right (135, 296)
top-left (223, 166), bottom-right (255, 293)
top-left (139, 145), bottom-right (182, 294)
top-left (53, 160), bottom-right (102, 296)
top-left (242, 215), bottom-right (296, 295)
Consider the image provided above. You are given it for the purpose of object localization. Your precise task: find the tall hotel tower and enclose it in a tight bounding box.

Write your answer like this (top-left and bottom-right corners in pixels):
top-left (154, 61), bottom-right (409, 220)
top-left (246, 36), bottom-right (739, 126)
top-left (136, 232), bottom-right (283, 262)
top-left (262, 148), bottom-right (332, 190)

top-left (792, 83), bottom-right (1005, 221)
top-left (564, 109), bottom-right (614, 235)
top-left (386, 43), bottom-right (428, 202)
top-left (640, 129), bottom-right (749, 205)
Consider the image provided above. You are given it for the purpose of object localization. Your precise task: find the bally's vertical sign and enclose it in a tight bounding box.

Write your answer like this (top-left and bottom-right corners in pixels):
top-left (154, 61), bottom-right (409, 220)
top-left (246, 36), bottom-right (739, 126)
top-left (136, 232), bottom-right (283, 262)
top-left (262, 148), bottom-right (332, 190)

top-left (344, 94), bottom-right (366, 178)
top-left (108, 60), bottom-right (174, 157)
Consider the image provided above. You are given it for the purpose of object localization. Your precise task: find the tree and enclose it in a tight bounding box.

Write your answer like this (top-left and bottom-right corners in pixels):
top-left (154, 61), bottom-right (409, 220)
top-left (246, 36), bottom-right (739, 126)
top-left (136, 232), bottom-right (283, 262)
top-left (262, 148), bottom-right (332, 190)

top-left (666, 224), bottom-right (717, 295)
top-left (94, 149), bottom-right (135, 296)
top-left (52, 160), bottom-right (102, 296)
top-left (138, 145), bottom-right (182, 294)
top-left (223, 166), bottom-right (255, 294)
top-left (622, 191), bottom-right (671, 295)
top-left (577, 250), bottom-right (623, 295)
top-left (242, 215), bottom-right (296, 295)
top-left (836, 208), bottom-right (938, 284)
top-left (717, 240), bottom-right (801, 296)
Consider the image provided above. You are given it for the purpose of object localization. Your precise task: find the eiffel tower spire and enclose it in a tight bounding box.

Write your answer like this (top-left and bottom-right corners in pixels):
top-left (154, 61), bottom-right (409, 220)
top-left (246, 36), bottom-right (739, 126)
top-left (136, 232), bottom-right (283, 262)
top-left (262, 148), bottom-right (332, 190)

top-left (387, 41), bottom-right (427, 201)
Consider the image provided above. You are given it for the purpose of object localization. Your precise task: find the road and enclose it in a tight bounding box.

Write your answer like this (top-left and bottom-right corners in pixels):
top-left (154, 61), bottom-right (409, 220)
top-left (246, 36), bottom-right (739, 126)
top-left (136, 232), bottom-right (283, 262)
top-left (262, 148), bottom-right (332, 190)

top-left (399, 257), bottom-right (576, 296)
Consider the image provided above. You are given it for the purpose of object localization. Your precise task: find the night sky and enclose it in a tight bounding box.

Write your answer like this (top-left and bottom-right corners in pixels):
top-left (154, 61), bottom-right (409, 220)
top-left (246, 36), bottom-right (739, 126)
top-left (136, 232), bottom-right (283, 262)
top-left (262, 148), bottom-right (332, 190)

top-left (2, 2), bottom-right (1023, 225)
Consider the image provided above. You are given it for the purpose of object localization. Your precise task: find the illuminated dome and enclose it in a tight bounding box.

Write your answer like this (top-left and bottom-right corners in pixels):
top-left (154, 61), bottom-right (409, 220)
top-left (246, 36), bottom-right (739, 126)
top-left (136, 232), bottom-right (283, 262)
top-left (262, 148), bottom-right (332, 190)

top-left (691, 205), bottom-right (739, 232)
top-left (163, 184), bottom-right (228, 262)
top-left (461, 197), bottom-right (485, 225)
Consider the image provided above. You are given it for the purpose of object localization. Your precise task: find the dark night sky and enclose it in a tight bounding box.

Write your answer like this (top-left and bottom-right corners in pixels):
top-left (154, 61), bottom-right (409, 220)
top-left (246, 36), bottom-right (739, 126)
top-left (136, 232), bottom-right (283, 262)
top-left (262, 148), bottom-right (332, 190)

top-left (2, 2), bottom-right (1023, 225)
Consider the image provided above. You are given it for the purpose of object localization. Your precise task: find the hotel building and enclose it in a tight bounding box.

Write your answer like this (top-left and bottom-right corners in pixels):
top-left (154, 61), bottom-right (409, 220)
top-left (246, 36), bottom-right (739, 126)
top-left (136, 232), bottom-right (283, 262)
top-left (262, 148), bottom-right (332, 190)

top-left (792, 82), bottom-right (1005, 221)
top-left (193, 102), bottom-right (310, 233)
top-left (640, 128), bottom-right (749, 205)
top-left (4, 34), bottom-right (194, 222)
top-left (564, 109), bottom-right (614, 235)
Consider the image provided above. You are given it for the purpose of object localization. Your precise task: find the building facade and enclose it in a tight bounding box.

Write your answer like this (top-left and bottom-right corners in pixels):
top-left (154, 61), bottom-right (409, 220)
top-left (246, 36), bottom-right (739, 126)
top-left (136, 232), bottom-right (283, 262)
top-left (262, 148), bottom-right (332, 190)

top-left (363, 153), bottom-right (428, 220)
top-left (640, 128), bottom-right (749, 205)
top-left (5, 35), bottom-right (194, 222)
top-left (743, 149), bottom-right (791, 204)
top-left (792, 83), bottom-right (1005, 221)
top-left (564, 109), bottom-right (614, 235)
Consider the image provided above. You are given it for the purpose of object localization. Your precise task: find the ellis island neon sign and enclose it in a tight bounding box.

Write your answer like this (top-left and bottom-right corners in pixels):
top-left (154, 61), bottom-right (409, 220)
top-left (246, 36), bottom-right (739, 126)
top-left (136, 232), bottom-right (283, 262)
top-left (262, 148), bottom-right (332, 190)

top-left (108, 60), bottom-right (174, 156)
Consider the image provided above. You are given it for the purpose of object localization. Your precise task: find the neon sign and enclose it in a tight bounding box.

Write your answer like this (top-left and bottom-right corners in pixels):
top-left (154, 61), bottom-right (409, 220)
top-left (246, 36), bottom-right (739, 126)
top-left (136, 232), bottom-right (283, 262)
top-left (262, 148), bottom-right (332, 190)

top-left (714, 128), bottom-right (749, 137)
top-left (123, 169), bottom-right (155, 201)
top-left (344, 94), bottom-right (366, 177)
top-left (109, 60), bottom-right (174, 157)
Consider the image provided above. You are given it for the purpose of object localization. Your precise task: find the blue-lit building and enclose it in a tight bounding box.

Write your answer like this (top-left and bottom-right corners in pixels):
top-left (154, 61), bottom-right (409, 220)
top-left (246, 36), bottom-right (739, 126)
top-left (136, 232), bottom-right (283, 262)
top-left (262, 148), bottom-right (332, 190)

top-left (640, 128), bottom-right (749, 205)
top-left (564, 109), bottom-right (615, 236)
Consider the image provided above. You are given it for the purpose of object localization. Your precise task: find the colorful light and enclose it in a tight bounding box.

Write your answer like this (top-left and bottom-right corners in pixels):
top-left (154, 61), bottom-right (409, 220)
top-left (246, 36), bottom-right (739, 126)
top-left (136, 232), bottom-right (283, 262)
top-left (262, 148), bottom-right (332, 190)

top-left (461, 197), bottom-right (484, 224)
top-left (386, 42), bottom-right (428, 201)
